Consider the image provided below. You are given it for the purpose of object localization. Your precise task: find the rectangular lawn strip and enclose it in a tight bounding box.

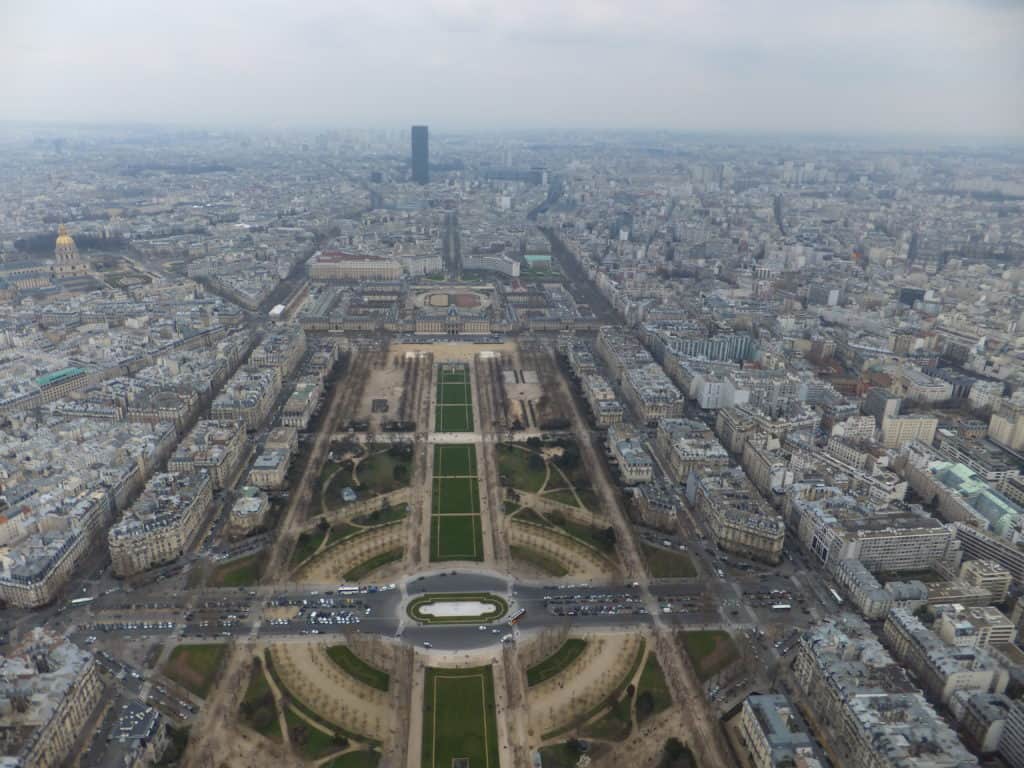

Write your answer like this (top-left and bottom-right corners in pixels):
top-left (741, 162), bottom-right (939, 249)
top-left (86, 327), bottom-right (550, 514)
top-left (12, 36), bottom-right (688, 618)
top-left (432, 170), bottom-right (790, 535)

top-left (527, 638), bottom-right (587, 686)
top-left (542, 638), bottom-right (646, 740)
top-left (435, 404), bottom-right (473, 432)
top-left (642, 543), bottom-right (698, 578)
top-left (432, 477), bottom-right (481, 515)
top-left (325, 646), bottom-right (390, 692)
top-left (680, 630), bottom-right (739, 682)
top-left (343, 548), bottom-right (404, 581)
top-left (510, 545), bottom-right (569, 577)
top-left (433, 443), bottom-right (477, 477)
top-left (209, 552), bottom-right (264, 587)
top-left (431, 515), bottom-right (483, 561)
top-left (421, 666), bottom-right (500, 768)
top-left (162, 644), bottom-right (227, 699)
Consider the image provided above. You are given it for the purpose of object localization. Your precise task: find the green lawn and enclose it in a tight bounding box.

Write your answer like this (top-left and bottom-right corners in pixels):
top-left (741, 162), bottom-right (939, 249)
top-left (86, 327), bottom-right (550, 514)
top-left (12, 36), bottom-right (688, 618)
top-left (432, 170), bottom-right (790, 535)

top-left (162, 644), bottom-right (226, 699)
top-left (560, 519), bottom-right (616, 555)
top-left (284, 706), bottom-right (346, 760)
top-left (238, 659), bottom-right (281, 742)
top-left (545, 488), bottom-right (580, 507)
top-left (642, 543), bottom-right (698, 578)
top-left (325, 751), bottom-right (381, 768)
top-left (581, 691), bottom-right (633, 741)
top-left (291, 529), bottom-right (326, 566)
top-left (344, 548), bottom-right (404, 581)
top-left (496, 444), bottom-right (546, 493)
top-left (325, 646), bottom-right (390, 692)
top-left (432, 477), bottom-right (481, 514)
top-left (510, 545), bottom-right (569, 577)
top-left (422, 666), bottom-right (500, 768)
top-left (527, 639), bottom-right (587, 686)
top-left (514, 508), bottom-right (551, 527)
top-left (355, 447), bottom-right (412, 495)
top-left (209, 553), bottom-right (264, 587)
top-left (680, 630), bottom-right (739, 682)
top-left (327, 522), bottom-right (360, 547)
top-left (353, 502), bottom-right (409, 526)
top-left (538, 742), bottom-right (607, 768)
top-left (434, 444), bottom-right (477, 477)
top-left (435, 404), bottom-right (473, 432)
top-left (431, 515), bottom-right (483, 561)
top-left (636, 653), bottom-right (672, 722)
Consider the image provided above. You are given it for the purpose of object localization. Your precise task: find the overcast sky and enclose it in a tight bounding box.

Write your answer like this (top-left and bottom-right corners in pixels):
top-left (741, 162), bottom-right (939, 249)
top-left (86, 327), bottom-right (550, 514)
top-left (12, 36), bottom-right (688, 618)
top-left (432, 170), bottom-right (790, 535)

top-left (2, 0), bottom-right (1022, 138)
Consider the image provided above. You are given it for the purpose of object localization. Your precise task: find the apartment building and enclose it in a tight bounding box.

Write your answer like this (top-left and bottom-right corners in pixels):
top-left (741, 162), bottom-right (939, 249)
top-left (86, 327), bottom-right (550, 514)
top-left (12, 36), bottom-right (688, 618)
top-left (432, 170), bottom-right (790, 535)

top-left (788, 484), bottom-right (961, 576)
top-left (211, 365), bottom-right (281, 430)
top-left (738, 694), bottom-right (825, 768)
top-left (281, 376), bottom-right (322, 430)
top-left (687, 468), bottom-right (785, 564)
top-left (655, 418), bottom-right (729, 483)
top-left (108, 472), bottom-right (213, 577)
top-left (792, 615), bottom-right (978, 768)
top-left (167, 419), bottom-right (247, 490)
top-left (229, 486), bottom-right (270, 536)
top-left (883, 608), bottom-right (1007, 705)
top-left (0, 629), bottom-right (103, 768)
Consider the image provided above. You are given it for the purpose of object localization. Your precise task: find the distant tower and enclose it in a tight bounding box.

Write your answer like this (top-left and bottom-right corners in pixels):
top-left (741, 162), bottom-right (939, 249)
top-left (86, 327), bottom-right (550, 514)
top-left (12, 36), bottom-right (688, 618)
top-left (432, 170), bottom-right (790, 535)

top-left (411, 125), bottom-right (429, 184)
top-left (52, 224), bottom-right (87, 278)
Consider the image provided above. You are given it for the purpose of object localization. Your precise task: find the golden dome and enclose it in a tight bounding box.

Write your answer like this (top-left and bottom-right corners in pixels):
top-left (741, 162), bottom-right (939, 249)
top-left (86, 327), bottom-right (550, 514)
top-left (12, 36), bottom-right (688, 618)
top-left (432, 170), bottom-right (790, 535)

top-left (56, 224), bottom-right (75, 248)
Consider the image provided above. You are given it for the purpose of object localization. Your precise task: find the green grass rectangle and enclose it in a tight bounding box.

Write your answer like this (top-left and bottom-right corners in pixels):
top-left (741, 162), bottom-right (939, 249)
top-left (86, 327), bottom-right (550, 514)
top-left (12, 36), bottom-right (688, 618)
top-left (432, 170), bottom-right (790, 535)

top-left (435, 404), bottom-right (473, 432)
top-left (432, 477), bottom-right (480, 515)
top-left (431, 515), bottom-right (483, 561)
top-left (433, 444), bottom-right (477, 477)
top-left (422, 666), bottom-right (499, 768)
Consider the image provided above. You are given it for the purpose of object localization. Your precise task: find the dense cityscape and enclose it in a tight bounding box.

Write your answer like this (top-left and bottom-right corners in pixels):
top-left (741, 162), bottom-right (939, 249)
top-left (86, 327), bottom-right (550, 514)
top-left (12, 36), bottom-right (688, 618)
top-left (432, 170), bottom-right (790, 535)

top-left (0, 122), bottom-right (1022, 768)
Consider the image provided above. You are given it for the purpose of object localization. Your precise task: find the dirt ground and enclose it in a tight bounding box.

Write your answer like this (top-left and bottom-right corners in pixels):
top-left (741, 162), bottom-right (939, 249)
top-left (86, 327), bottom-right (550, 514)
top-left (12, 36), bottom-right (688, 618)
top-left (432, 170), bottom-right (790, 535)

top-left (270, 643), bottom-right (395, 745)
top-left (183, 643), bottom-right (301, 768)
top-left (526, 632), bottom-right (645, 741)
top-left (390, 339), bottom-right (521, 364)
top-left (355, 355), bottom-right (412, 428)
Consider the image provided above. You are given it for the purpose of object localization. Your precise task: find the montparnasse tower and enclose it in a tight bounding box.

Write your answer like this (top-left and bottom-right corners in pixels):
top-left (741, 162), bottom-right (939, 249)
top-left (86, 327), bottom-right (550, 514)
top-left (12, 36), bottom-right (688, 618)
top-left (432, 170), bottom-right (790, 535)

top-left (52, 224), bottom-right (88, 278)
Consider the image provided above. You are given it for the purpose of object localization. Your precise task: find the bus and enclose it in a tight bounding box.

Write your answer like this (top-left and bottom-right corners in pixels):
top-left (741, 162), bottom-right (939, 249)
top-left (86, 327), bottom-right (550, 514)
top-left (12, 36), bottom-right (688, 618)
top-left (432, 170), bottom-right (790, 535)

top-left (69, 596), bottom-right (95, 607)
top-left (771, 603), bottom-right (792, 611)
top-left (337, 585), bottom-right (359, 595)
top-left (508, 608), bottom-right (526, 626)
top-left (828, 588), bottom-right (844, 606)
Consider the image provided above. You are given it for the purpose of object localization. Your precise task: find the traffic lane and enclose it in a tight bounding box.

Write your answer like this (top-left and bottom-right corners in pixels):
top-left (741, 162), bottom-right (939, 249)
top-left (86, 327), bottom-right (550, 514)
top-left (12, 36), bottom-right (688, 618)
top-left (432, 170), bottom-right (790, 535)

top-left (405, 571), bottom-right (510, 595)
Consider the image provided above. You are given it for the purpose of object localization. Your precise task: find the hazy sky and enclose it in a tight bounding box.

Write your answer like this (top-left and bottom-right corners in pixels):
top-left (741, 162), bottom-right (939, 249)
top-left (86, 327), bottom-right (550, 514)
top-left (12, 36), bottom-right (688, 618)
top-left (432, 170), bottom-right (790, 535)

top-left (2, 0), bottom-right (1022, 137)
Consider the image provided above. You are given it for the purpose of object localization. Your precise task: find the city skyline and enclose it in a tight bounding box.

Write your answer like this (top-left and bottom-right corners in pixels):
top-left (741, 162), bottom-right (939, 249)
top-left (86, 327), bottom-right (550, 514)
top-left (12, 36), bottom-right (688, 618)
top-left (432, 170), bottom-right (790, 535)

top-left (2, 0), bottom-right (1023, 139)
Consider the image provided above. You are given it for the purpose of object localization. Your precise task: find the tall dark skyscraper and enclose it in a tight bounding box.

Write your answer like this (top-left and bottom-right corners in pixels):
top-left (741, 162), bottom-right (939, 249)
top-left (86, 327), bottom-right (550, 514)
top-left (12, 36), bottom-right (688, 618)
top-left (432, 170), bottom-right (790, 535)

top-left (411, 125), bottom-right (429, 184)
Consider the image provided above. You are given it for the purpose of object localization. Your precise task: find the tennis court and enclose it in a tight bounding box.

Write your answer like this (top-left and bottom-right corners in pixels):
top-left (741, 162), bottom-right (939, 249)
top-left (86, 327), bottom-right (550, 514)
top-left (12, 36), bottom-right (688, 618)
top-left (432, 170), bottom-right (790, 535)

top-left (421, 665), bottom-right (500, 768)
top-left (435, 364), bottom-right (474, 433)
